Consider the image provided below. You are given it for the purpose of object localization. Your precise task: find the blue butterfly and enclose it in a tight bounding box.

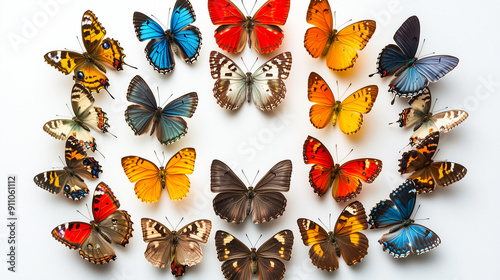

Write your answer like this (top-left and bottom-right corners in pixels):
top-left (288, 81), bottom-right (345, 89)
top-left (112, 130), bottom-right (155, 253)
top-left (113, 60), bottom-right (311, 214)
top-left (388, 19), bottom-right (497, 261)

top-left (371, 16), bottom-right (459, 103)
top-left (133, 0), bottom-right (201, 73)
top-left (125, 75), bottom-right (198, 145)
top-left (369, 180), bottom-right (440, 258)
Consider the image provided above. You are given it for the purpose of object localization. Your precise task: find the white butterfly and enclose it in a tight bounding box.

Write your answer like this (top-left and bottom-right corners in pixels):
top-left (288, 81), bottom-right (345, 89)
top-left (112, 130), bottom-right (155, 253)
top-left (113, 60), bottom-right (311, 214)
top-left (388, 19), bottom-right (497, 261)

top-left (43, 83), bottom-right (111, 151)
top-left (394, 87), bottom-right (468, 145)
top-left (209, 51), bottom-right (292, 111)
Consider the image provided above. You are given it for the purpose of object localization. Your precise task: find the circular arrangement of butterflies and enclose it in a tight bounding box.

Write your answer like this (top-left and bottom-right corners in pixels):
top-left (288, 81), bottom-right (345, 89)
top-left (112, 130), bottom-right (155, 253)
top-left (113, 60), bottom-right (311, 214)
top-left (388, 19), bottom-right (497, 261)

top-left (35, 0), bottom-right (470, 279)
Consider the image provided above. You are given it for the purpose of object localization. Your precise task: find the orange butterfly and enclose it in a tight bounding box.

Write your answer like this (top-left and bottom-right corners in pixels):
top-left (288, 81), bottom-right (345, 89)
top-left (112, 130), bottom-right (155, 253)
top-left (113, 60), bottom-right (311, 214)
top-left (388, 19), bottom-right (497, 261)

top-left (308, 72), bottom-right (378, 135)
top-left (121, 148), bottom-right (196, 203)
top-left (304, 0), bottom-right (376, 71)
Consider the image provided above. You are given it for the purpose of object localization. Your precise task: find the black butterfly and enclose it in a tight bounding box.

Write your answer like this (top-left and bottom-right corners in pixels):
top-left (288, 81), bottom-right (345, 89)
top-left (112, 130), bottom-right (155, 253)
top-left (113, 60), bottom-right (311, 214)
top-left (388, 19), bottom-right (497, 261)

top-left (210, 159), bottom-right (292, 224)
top-left (215, 230), bottom-right (294, 280)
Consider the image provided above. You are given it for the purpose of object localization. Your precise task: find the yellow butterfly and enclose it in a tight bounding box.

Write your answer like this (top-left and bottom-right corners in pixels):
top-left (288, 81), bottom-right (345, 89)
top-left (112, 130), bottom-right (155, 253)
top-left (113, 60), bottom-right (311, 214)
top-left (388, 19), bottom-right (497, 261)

top-left (44, 10), bottom-right (128, 95)
top-left (121, 148), bottom-right (196, 203)
top-left (304, 0), bottom-right (376, 71)
top-left (308, 72), bottom-right (378, 135)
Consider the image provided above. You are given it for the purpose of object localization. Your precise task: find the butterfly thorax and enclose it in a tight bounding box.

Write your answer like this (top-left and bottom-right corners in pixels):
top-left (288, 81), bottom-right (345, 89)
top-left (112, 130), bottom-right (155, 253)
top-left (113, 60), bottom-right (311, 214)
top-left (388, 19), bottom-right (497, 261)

top-left (81, 52), bottom-right (106, 73)
top-left (332, 164), bottom-right (341, 178)
top-left (390, 219), bottom-right (414, 233)
top-left (170, 232), bottom-right (179, 257)
top-left (328, 231), bottom-right (342, 258)
top-left (246, 187), bottom-right (256, 200)
top-left (159, 167), bottom-right (167, 189)
top-left (72, 116), bottom-right (91, 132)
top-left (244, 16), bottom-right (255, 31)
top-left (150, 107), bottom-right (163, 136)
top-left (332, 101), bottom-right (342, 125)
top-left (322, 30), bottom-right (339, 57)
top-left (165, 30), bottom-right (175, 41)
top-left (245, 72), bottom-right (253, 103)
top-left (89, 220), bottom-right (112, 244)
top-left (250, 248), bottom-right (258, 274)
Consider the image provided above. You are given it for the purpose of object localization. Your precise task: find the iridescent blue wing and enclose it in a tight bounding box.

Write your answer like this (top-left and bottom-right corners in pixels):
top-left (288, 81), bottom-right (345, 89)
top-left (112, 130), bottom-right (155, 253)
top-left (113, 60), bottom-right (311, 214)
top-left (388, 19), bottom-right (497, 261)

top-left (389, 180), bottom-right (416, 220)
top-left (393, 15), bottom-right (419, 58)
top-left (379, 224), bottom-right (440, 258)
top-left (133, 12), bottom-right (175, 73)
top-left (369, 180), bottom-right (416, 228)
top-left (125, 75), bottom-right (157, 136)
top-left (377, 44), bottom-right (408, 77)
top-left (170, 0), bottom-right (201, 64)
top-left (389, 66), bottom-right (428, 97)
top-left (156, 92), bottom-right (198, 145)
top-left (414, 55), bottom-right (459, 83)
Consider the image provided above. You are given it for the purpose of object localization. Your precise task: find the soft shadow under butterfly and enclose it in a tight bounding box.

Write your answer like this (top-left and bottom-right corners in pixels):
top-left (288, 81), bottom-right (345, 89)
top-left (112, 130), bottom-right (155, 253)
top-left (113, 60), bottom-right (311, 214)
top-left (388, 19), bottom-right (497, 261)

top-left (209, 51), bottom-right (292, 111)
top-left (297, 201), bottom-right (369, 271)
top-left (392, 87), bottom-right (468, 145)
top-left (399, 131), bottom-right (467, 193)
top-left (133, 0), bottom-right (201, 73)
top-left (43, 83), bottom-right (112, 152)
top-left (308, 72), bottom-right (378, 135)
top-left (45, 10), bottom-right (132, 96)
top-left (33, 136), bottom-right (102, 200)
top-left (304, 0), bottom-right (376, 71)
top-left (125, 75), bottom-right (198, 145)
top-left (208, 0), bottom-right (290, 54)
top-left (210, 159), bottom-right (292, 224)
top-left (303, 135), bottom-right (382, 202)
top-left (215, 230), bottom-right (294, 280)
top-left (141, 217), bottom-right (212, 276)
top-left (369, 180), bottom-right (441, 258)
top-left (51, 182), bottom-right (133, 264)
top-left (121, 148), bottom-right (196, 203)
top-left (370, 16), bottom-right (459, 101)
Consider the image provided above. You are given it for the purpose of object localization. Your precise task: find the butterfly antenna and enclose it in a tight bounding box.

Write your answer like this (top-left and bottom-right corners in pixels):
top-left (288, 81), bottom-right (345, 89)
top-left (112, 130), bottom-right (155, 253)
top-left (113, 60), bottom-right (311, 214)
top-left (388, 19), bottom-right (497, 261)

top-left (338, 19), bottom-right (353, 31)
top-left (329, 213), bottom-right (332, 231)
top-left (245, 234), bottom-right (254, 247)
top-left (334, 11), bottom-right (337, 28)
top-left (174, 217), bottom-right (184, 231)
top-left (240, 57), bottom-right (249, 72)
top-left (76, 210), bottom-right (90, 221)
top-left (417, 39), bottom-right (426, 58)
top-left (251, 170), bottom-right (260, 187)
top-left (249, 56), bottom-right (259, 72)
top-left (161, 93), bottom-right (174, 108)
top-left (58, 156), bottom-right (65, 167)
top-left (317, 217), bottom-right (329, 231)
top-left (398, 142), bottom-right (411, 153)
top-left (124, 62), bottom-right (138, 69)
top-left (65, 104), bottom-right (74, 117)
top-left (411, 204), bottom-right (422, 220)
top-left (254, 234), bottom-right (263, 248)
top-left (154, 150), bottom-right (162, 165)
top-left (152, 14), bottom-right (168, 31)
top-left (76, 36), bottom-right (84, 52)
top-left (95, 147), bottom-right (105, 159)
top-left (241, 169), bottom-right (251, 186)
top-left (164, 216), bottom-right (175, 229)
top-left (339, 83), bottom-right (352, 100)
top-left (104, 87), bottom-right (115, 99)
top-left (335, 144), bottom-right (339, 163)
top-left (339, 149), bottom-right (354, 163)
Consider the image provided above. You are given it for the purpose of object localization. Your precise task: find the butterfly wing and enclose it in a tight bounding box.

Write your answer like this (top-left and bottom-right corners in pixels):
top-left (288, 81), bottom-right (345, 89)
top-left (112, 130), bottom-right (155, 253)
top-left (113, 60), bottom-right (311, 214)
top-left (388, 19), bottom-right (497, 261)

top-left (251, 160), bottom-right (292, 224)
top-left (170, 0), bottom-right (201, 64)
top-left (303, 135), bottom-right (335, 196)
top-left (379, 223), bottom-right (440, 258)
top-left (141, 218), bottom-right (174, 268)
top-left (414, 55), bottom-right (459, 83)
top-left (121, 156), bottom-right (162, 203)
top-left (43, 119), bottom-right (97, 152)
top-left (209, 51), bottom-right (247, 110)
top-left (256, 230), bottom-right (294, 280)
top-left (308, 72), bottom-right (336, 129)
top-left (410, 109), bottom-right (469, 145)
top-left (250, 0), bottom-right (290, 53)
top-left (410, 161), bottom-right (467, 193)
top-left (251, 51), bottom-right (292, 111)
top-left (324, 20), bottom-right (376, 71)
top-left (333, 201), bottom-right (369, 266)
top-left (157, 92), bottom-right (198, 145)
top-left (175, 219), bottom-right (212, 266)
top-left (33, 170), bottom-right (88, 200)
top-left (297, 218), bottom-right (338, 271)
top-left (304, 0), bottom-right (333, 59)
top-left (394, 15), bottom-right (420, 59)
top-left (125, 75), bottom-right (158, 136)
top-left (396, 88), bottom-right (431, 128)
top-left (338, 85), bottom-right (378, 134)
top-left (163, 148), bottom-right (196, 200)
top-left (369, 180), bottom-right (416, 229)
top-left (334, 158), bottom-right (382, 202)
top-left (51, 222), bottom-right (105, 261)
top-left (71, 83), bottom-right (110, 134)
top-left (211, 160), bottom-right (250, 223)
top-left (208, 0), bottom-right (247, 53)
top-left (44, 51), bottom-right (85, 75)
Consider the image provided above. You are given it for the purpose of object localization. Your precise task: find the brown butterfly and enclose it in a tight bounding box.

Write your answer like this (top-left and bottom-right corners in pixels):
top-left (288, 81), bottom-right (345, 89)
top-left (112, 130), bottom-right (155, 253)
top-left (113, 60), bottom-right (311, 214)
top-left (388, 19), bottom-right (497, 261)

top-left (399, 131), bottom-right (467, 193)
top-left (297, 201), bottom-right (369, 271)
top-left (210, 159), bottom-right (292, 224)
top-left (215, 230), bottom-right (294, 280)
top-left (141, 218), bottom-right (212, 276)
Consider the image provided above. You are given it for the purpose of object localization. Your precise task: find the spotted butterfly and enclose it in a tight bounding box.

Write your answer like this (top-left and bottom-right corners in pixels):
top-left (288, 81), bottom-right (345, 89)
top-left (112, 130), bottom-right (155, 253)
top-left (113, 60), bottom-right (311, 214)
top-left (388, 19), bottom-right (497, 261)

top-left (33, 136), bottom-right (101, 200)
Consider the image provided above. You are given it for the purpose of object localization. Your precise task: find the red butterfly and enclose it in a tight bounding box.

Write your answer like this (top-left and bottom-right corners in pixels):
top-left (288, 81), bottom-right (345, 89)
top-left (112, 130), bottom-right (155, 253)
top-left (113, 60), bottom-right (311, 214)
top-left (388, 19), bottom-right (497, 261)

top-left (51, 182), bottom-right (133, 264)
top-left (208, 0), bottom-right (290, 54)
top-left (303, 136), bottom-right (383, 202)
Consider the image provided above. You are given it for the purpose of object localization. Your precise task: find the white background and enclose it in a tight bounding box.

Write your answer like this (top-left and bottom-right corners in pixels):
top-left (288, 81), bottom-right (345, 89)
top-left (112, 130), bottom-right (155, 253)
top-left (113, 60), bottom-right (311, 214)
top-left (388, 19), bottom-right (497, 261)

top-left (1, 0), bottom-right (499, 279)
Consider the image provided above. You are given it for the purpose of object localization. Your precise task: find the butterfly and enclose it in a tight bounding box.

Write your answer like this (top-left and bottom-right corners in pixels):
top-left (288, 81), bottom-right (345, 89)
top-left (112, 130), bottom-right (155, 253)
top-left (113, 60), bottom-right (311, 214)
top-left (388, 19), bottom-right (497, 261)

top-left (399, 131), bottom-right (467, 193)
top-left (297, 201), bottom-right (369, 271)
top-left (303, 135), bottom-right (382, 202)
top-left (208, 0), bottom-right (290, 54)
top-left (33, 136), bottom-right (102, 200)
top-left (393, 87), bottom-right (468, 145)
top-left (51, 182), bottom-right (133, 263)
top-left (371, 15), bottom-right (459, 100)
top-left (209, 51), bottom-right (292, 111)
top-left (304, 0), bottom-right (376, 71)
top-left (43, 83), bottom-right (111, 152)
top-left (141, 218), bottom-right (212, 276)
top-left (215, 229), bottom-right (294, 280)
top-left (44, 10), bottom-right (127, 95)
top-left (308, 72), bottom-right (378, 135)
top-left (125, 75), bottom-right (198, 145)
top-left (121, 148), bottom-right (196, 203)
top-left (369, 180), bottom-right (441, 258)
top-left (210, 159), bottom-right (292, 224)
top-left (133, 0), bottom-right (201, 74)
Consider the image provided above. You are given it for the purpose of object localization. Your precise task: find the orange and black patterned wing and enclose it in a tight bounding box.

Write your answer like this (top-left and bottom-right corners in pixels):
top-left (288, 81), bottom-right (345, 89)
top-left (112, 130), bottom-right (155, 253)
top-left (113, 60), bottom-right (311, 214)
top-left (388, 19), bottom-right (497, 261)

top-left (308, 72), bottom-right (336, 129)
top-left (304, 0), bottom-right (333, 59)
top-left (121, 156), bottom-right (162, 203)
top-left (297, 218), bottom-right (338, 271)
top-left (303, 135), bottom-right (336, 197)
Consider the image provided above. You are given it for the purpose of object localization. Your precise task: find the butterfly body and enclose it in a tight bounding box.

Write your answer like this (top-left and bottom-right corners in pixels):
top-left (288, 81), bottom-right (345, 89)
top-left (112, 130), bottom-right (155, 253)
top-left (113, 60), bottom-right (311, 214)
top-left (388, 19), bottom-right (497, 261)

top-left (208, 0), bottom-right (290, 54)
top-left (141, 218), bottom-right (212, 275)
top-left (297, 201), bottom-right (369, 271)
top-left (369, 180), bottom-right (440, 257)
top-left (52, 182), bottom-right (133, 263)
